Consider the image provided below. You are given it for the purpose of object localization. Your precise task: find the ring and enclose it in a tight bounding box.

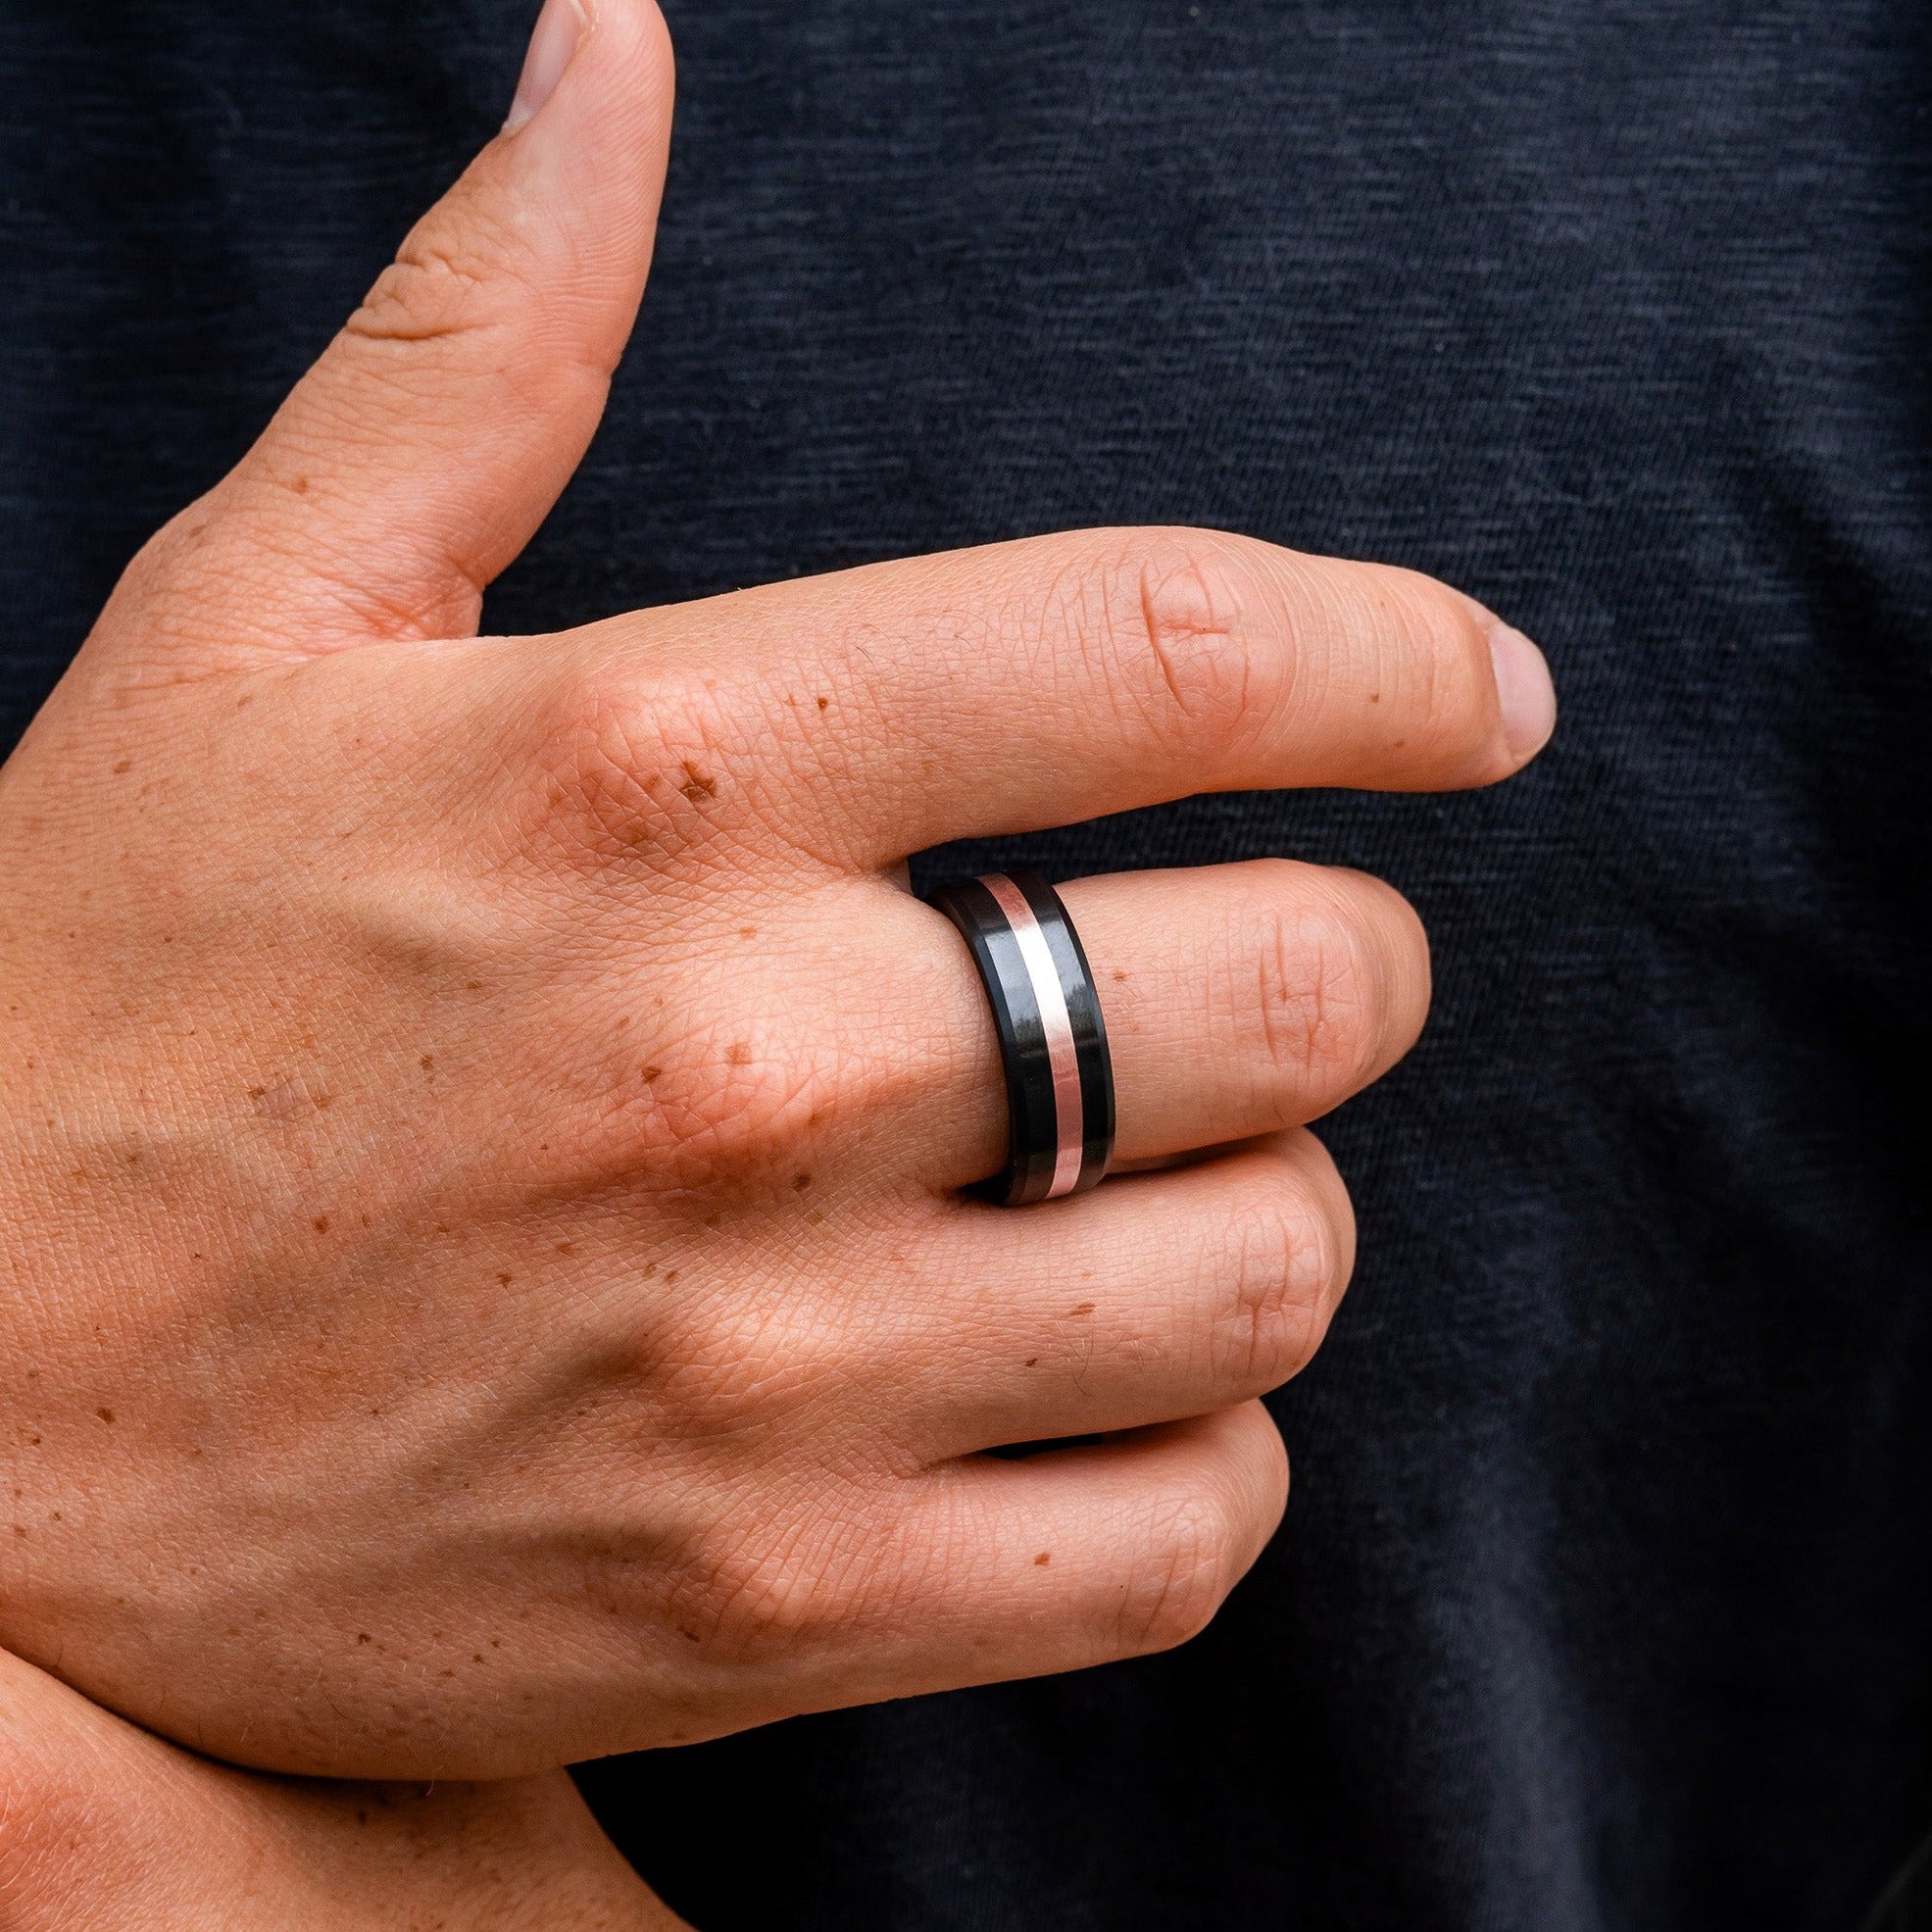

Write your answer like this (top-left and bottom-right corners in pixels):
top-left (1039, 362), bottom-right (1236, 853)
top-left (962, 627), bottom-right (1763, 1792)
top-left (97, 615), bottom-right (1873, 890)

top-left (927, 871), bottom-right (1115, 1207)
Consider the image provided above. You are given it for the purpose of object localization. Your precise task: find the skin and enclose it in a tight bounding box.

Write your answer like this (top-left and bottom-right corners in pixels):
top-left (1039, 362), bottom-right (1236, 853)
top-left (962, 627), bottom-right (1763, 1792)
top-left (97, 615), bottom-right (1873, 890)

top-left (0, 1647), bottom-right (688, 1928)
top-left (0, 0), bottom-right (1556, 1909)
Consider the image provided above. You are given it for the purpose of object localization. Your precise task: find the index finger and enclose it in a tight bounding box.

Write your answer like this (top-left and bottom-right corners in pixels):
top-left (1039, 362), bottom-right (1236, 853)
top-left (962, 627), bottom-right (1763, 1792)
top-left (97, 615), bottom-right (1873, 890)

top-left (550, 525), bottom-right (1556, 864)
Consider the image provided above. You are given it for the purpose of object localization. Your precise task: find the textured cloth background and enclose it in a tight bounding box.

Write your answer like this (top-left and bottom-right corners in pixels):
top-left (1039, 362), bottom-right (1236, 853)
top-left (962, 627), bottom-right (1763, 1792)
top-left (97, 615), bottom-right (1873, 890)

top-left (2, 3), bottom-right (1929, 1927)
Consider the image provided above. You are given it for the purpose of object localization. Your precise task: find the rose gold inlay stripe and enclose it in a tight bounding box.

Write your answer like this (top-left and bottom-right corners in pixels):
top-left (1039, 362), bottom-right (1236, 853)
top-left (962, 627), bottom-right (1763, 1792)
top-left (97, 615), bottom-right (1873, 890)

top-left (980, 874), bottom-right (1085, 1200)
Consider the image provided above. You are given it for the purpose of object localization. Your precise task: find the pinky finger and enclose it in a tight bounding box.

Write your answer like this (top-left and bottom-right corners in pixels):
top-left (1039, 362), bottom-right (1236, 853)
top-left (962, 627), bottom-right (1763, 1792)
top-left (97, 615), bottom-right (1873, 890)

top-left (789, 1402), bottom-right (1289, 1710)
top-left (941, 1400), bottom-right (1290, 1668)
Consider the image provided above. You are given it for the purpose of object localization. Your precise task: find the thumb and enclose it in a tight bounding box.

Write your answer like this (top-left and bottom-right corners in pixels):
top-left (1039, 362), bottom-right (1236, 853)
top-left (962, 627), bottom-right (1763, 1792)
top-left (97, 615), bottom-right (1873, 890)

top-left (125, 0), bottom-right (673, 669)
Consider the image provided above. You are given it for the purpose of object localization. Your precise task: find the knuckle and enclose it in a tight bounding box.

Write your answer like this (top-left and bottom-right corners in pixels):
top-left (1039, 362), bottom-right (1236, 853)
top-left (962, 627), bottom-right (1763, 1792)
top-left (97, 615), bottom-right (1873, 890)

top-left (577, 1006), bottom-right (844, 1189)
top-left (1240, 880), bottom-right (1384, 1104)
top-left (1079, 530), bottom-right (1284, 763)
top-left (670, 1505), bottom-right (886, 1662)
top-left (519, 660), bottom-right (748, 871)
top-left (1116, 1491), bottom-right (1241, 1655)
top-left (1208, 1182), bottom-right (1339, 1389)
top-left (346, 186), bottom-right (539, 353)
top-left (651, 1296), bottom-right (849, 1441)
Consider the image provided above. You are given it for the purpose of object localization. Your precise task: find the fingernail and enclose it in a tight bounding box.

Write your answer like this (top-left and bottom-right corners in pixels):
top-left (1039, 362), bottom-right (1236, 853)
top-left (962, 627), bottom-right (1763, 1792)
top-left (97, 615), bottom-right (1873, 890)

top-left (504, 0), bottom-right (588, 134)
top-left (1487, 622), bottom-right (1558, 760)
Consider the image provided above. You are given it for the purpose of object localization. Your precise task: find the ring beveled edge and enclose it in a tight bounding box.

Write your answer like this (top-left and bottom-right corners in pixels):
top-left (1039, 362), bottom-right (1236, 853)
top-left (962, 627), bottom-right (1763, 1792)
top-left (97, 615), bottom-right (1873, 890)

top-left (928, 877), bottom-right (1057, 1206)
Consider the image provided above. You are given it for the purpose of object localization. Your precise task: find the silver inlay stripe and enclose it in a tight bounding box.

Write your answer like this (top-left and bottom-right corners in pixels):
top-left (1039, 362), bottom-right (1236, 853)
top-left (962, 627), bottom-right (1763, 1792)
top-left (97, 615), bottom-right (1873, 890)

top-left (980, 874), bottom-right (1085, 1199)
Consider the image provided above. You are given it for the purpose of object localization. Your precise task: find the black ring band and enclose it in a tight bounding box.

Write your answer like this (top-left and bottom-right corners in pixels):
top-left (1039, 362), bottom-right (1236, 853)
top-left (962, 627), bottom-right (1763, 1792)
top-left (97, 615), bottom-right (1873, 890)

top-left (927, 871), bottom-right (1115, 1208)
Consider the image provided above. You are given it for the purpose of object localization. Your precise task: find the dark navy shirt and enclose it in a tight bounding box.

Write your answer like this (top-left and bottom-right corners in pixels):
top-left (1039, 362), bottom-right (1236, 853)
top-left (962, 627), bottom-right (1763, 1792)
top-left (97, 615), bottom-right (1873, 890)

top-left (3, 5), bottom-right (1929, 1927)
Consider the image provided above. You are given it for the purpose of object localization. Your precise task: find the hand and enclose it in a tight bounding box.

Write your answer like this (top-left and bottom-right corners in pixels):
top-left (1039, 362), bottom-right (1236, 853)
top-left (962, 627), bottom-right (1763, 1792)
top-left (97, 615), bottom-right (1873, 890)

top-left (0, 0), bottom-right (1555, 1779)
top-left (0, 1645), bottom-right (687, 1930)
